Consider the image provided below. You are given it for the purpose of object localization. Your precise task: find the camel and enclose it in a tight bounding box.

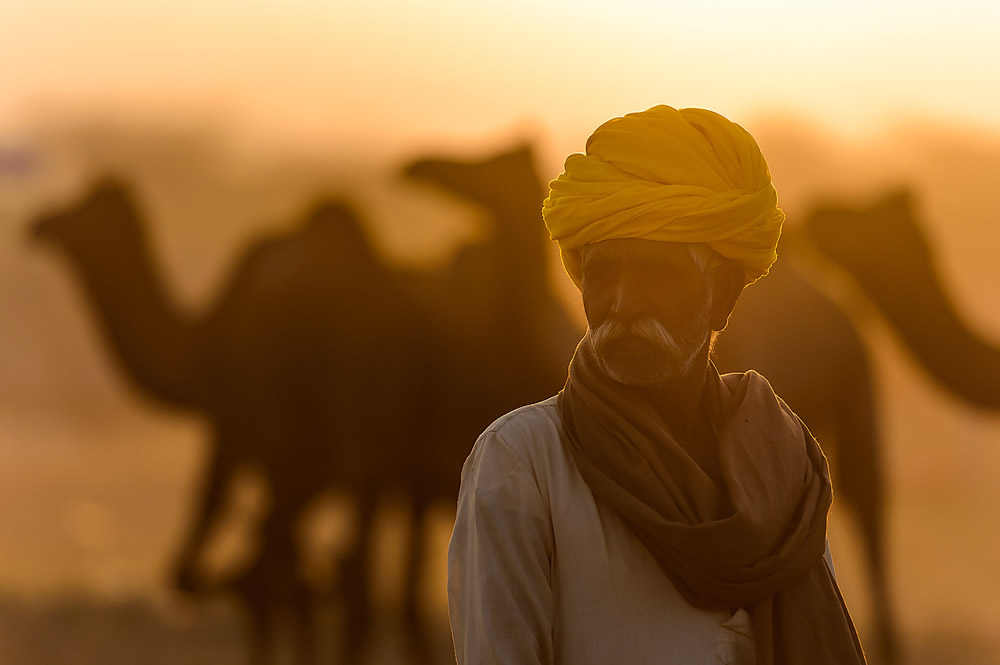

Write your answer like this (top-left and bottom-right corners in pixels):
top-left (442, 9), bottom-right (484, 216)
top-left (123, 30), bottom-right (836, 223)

top-left (804, 189), bottom-right (1000, 409)
top-left (29, 162), bottom-right (577, 665)
top-left (30, 179), bottom-right (431, 665)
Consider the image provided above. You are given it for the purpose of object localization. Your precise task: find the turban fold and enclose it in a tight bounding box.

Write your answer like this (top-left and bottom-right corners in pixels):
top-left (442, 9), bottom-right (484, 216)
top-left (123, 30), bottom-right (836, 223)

top-left (542, 105), bottom-right (785, 288)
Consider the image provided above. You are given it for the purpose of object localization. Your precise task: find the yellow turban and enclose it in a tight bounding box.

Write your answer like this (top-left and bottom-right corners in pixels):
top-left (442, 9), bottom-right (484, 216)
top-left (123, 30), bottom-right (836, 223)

top-left (542, 105), bottom-right (784, 289)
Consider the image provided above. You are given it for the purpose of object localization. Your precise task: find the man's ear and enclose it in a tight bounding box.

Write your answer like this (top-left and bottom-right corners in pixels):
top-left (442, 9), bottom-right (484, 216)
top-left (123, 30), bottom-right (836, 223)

top-left (709, 260), bottom-right (746, 332)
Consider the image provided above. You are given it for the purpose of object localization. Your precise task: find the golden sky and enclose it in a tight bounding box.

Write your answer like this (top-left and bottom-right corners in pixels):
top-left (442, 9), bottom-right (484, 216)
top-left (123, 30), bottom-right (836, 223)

top-left (2, 0), bottom-right (999, 154)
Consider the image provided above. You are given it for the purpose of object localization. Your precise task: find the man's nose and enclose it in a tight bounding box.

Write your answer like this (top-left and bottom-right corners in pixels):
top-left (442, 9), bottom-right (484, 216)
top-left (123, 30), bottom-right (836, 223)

top-left (608, 275), bottom-right (651, 321)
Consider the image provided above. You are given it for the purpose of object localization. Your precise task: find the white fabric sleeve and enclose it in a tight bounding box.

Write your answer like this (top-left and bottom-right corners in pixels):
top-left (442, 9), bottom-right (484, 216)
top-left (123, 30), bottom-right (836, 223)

top-left (824, 539), bottom-right (837, 581)
top-left (447, 430), bottom-right (555, 665)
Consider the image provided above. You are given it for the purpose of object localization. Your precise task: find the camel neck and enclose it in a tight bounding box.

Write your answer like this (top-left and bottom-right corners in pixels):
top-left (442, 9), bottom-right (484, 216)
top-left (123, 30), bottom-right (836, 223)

top-left (56, 222), bottom-right (198, 410)
top-left (863, 258), bottom-right (1000, 409)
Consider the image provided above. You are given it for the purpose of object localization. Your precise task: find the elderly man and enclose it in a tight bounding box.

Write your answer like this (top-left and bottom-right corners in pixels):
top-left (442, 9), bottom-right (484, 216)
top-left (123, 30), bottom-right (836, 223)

top-left (446, 106), bottom-right (866, 665)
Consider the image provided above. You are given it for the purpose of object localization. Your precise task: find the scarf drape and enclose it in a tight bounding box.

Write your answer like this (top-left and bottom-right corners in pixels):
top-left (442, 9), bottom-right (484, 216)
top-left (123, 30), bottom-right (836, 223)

top-left (558, 334), bottom-right (866, 665)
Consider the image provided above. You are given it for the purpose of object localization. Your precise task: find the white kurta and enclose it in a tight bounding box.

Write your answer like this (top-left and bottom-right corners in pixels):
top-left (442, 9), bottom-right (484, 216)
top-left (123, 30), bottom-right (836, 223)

top-left (448, 396), bottom-right (835, 665)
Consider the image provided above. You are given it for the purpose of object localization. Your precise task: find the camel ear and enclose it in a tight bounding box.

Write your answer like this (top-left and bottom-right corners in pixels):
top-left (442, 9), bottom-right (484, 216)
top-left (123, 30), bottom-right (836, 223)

top-left (92, 173), bottom-right (132, 201)
top-left (878, 187), bottom-right (915, 214)
top-left (488, 141), bottom-right (535, 168)
top-left (511, 140), bottom-right (534, 159)
top-left (87, 174), bottom-right (139, 216)
top-left (309, 198), bottom-right (356, 223)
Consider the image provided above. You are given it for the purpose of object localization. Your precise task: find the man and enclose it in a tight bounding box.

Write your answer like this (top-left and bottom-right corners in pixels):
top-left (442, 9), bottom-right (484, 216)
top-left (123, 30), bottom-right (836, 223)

top-left (447, 106), bottom-right (866, 665)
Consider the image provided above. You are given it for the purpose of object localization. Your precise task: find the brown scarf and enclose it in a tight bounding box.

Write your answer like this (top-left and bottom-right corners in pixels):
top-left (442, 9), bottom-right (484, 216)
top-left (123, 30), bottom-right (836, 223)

top-left (559, 334), bottom-right (866, 665)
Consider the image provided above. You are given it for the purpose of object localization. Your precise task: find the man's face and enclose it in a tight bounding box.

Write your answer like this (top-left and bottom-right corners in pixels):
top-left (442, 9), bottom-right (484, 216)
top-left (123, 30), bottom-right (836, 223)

top-left (580, 238), bottom-right (715, 386)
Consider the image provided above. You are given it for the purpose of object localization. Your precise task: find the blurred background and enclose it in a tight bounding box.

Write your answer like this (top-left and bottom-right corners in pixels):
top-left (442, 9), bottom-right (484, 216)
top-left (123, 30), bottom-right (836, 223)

top-left (2, 1), bottom-right (1000, 663)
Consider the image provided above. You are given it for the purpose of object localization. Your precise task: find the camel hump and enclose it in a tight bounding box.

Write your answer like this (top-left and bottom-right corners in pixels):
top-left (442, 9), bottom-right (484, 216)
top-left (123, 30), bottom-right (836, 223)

top-left (303, 198), bottom-right (375, 249)
top-left (224, 196), bottom-right (389, 306)
top-left (293, 197), bottom-right (390, 277)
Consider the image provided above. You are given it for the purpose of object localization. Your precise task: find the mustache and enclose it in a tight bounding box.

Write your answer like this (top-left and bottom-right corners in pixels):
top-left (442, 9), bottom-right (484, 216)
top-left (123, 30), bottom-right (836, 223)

top-left (591, 316), bottom-right (672, 348)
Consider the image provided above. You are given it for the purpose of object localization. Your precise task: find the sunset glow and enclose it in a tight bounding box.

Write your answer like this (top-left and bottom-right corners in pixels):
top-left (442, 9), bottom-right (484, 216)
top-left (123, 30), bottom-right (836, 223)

top-left (3, 0), bottom-right (999, 151)
top-left (3, 4), bottom-right (1000, 661)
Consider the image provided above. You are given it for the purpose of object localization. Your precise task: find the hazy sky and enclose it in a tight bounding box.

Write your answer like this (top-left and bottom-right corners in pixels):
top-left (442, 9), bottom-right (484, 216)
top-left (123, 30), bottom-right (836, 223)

top-left (3, 0), bottom-right (999, 154)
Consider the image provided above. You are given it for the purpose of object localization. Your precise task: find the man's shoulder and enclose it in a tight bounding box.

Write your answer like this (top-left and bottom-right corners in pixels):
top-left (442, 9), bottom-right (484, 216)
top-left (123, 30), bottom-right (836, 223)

top-left (480, 395), bottom-right (563, 446)
top-left (461, 396), bottom-right (565, 489)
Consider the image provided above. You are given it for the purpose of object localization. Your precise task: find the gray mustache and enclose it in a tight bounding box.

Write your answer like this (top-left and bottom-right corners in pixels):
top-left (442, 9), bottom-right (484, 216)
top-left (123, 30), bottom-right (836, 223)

top-left (592, 317), bottom-right (672, 347)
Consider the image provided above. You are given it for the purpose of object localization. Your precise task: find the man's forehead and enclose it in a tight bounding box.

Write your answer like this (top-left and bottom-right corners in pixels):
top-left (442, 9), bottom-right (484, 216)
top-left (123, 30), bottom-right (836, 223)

top-left (581, 238), bottom-right (696, 265)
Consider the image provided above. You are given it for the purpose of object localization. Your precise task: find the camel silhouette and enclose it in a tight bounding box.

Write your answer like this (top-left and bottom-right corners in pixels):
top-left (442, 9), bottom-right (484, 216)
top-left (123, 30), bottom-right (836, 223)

top-left (804, 189), bottom-right (1000, 409)
top-left (30, 179), bottom-right (431, 665)
top-left (28, 161), bottom-right (578, 664)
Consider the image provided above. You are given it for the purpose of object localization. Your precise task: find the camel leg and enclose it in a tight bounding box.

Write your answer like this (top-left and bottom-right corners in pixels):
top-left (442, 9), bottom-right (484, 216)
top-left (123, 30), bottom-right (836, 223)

top-left (260, 488), bottom-right (320, 665)
top-left (832, 367), bottom-right (899, 665)
top-left (230, 556), bottom-right (277, 665)
top-left (242, 592), bottom-right (276, 665)
top-left (287, 585), bottom-right (318, 665)
top-left (279, 537), bottom-right (319, 665)
top-left (233, 565), bottom-right (316, 665)
top-left (337, 488), bottom-right (377, 665)
top-left (401, 495), bottom-right (435, 665)
top-left (170, 433), bottom-right (235, 593)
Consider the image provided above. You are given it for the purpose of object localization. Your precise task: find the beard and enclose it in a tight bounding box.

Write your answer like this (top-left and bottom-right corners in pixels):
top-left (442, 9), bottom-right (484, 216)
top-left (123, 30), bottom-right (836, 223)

top-left (590, 309), bottom-right (711, 386)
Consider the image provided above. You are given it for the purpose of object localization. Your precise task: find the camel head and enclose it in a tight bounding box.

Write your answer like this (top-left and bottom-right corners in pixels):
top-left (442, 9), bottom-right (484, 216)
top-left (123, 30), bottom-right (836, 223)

top-left (401, 142), bottom-right (544, 218)
top-left (30, 176), bottom-right (144, 256)
top-left (803, 188), bottom-right (934, 285)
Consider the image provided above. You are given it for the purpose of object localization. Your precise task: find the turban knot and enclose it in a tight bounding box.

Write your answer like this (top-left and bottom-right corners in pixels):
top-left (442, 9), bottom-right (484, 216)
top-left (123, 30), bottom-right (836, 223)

top-left (542, 105), bottom-right (785, 288)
